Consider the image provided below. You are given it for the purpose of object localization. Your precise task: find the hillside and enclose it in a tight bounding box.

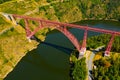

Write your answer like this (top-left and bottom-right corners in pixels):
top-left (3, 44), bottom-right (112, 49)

top-left (0, 0), bottom-right (120, 79)
top-left (0, 15), bottom-right (39, 79)
top-left (0, 0), bottom-right (120, 22)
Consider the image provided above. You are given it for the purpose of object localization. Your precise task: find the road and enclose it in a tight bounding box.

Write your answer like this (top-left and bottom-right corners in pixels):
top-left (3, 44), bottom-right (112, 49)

top-left (86, 46), bottom-right (105, 80)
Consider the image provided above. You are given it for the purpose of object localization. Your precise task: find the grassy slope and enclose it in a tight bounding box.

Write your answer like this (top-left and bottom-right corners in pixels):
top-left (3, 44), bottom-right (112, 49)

top-left (0, 16), bottom-right (39, 79)
top-left (0, 0), bottom-right (41, 79)
top-left (0, 0), bottom-right (59, 79)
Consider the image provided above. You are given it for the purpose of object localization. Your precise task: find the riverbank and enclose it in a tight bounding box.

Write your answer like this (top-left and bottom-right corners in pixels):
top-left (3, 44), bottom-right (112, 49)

top-left (0, 15), bottom-right (49, 79)
top-left (0, 24), bottom-right (39, 79)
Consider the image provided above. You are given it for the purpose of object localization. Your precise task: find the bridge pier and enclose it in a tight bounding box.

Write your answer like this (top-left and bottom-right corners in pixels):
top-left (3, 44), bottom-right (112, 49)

top-left (24, 19), bottom-right (33, 42)
top-left (79, 29), bottom-right (88, 56)
top-left (26, 21), bottom-right (44, 42)
top-left (26, 37), bottom-right (31, 42)
top-left (104, 34), bottom-right (115, 56)
top-left (79, 48), bottom-right (86, 55)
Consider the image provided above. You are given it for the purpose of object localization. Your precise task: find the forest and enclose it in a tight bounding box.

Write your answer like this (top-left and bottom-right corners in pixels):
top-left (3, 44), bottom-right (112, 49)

top-left (93, 53), bottom-right (120, 80)
top-left (0, 0), bottom-right (11, 4)
top-left (70, 52), bottom-right (87, 80)
top-left (86, 34), bottom-right (120, 53)
top-left (87, 34), bottom-right (120, 80)
top-left (70, 33), bottom-right (120, 80)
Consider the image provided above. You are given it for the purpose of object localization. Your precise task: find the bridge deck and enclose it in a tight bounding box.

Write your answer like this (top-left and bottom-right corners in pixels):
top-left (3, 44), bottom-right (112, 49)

top-left (12, 14), bottom-right (120, 36)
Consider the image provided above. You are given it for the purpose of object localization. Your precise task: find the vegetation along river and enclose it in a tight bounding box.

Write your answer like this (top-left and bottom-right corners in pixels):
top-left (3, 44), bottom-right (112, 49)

top-left (4, 20), bottom-right (120, 80)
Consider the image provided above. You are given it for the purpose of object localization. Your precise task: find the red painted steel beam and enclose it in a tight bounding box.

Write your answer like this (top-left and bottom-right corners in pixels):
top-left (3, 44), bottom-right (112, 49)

top-left (56, 26), bottom-right (81, 51)
top-left (81, 29), bottom-right (88, 51)
top-left (28, 21), bottom-right (44, 38)
top-left (24, 19), bottom-right (32, 37)
top-left (12, 14), bottom-right (120, 36)
top-left (105, 34), bottom-right (115, 56)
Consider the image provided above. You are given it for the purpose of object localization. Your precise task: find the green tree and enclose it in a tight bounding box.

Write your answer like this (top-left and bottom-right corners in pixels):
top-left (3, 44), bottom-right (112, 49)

top-left (72, 57), bottom-right (87, 80)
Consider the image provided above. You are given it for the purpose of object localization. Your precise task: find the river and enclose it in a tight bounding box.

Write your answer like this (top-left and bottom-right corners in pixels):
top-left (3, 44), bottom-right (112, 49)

top-left (5, 20), bottom-right (120, 80)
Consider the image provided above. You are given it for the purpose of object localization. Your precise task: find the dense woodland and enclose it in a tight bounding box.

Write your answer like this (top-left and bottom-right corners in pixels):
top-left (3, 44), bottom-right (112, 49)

top-left (93, 53), bottom-right (120, 80)
top-left (86, 34), bottom-right (120, 52)
top-left (87, 34), bottom-right (120, 80)
top-left (0, 0), bottom-right (11, 4)
top-left (45, 0), bottom-right (120, 21)
top-left (76, 20), bottom-right (120, 80)
top-left (70, 52), bottom-right (87, 80)
top-left (0, 0), bottom-right (120, 22)
top-left (72, 34), bottom-right (120, 80)
top-left (72, 57), bottom-right (87, 80)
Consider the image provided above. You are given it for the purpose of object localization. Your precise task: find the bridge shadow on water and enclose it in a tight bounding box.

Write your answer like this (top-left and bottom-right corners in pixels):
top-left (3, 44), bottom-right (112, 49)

top-left (4, 41), bottom-right (72, 80)
top-left (41, 41), bottom-right (74, 55)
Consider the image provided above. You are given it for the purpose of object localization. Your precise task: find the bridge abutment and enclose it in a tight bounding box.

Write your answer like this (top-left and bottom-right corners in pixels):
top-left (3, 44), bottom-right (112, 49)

top-left (104, 51), bottom-right (110, 56)
top-left (78, 48), bottom-right (86, 59)
top-left (0, 12), bottom-right (17, 25)
top-left (79, 48), bottom-right (86, 55)
top-left (79, 29), bottom-right (88, 57)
